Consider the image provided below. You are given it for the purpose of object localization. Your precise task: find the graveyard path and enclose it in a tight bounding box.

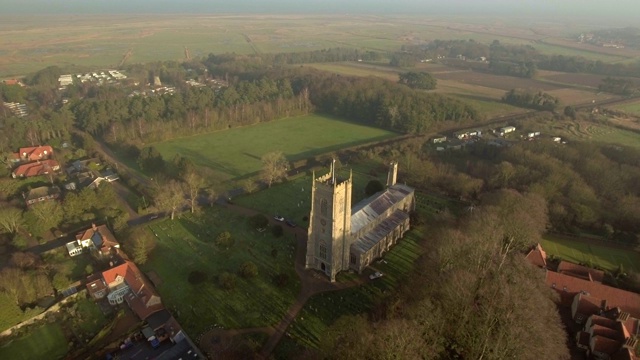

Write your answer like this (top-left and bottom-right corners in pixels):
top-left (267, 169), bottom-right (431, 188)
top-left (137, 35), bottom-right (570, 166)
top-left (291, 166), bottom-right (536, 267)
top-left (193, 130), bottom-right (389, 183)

top-left (199, 203), bottom-right (366, 359)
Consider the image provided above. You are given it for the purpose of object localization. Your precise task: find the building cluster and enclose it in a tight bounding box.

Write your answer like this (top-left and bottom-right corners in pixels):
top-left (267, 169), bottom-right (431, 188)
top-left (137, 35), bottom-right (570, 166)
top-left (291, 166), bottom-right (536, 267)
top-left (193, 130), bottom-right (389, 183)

top-left (3, 102), bottom-right (28, 117)
top-left (305, 162), bottom-right (415, 281)
top-left (8, 145), bottom-right (60, 179)
top-left (58, 70), bottom-right (128, 88)
top-left (65, 224), bottom-right (200, 357)
top-left (526, 244), bottom-right (639, 360)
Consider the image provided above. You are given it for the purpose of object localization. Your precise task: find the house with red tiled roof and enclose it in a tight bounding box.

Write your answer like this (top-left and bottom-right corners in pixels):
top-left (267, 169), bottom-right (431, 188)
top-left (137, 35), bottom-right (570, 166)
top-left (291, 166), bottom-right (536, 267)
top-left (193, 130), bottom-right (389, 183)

top-left (546, 271), bottom-right (640, 319)
top-left (575, 310), bottom-right (639, 360)
top-left (11, 159), bottom-right (60, 178)
top-left (10, 145), bottom-right (53, 163)
top-left (66, 224), bottom-right (120, 257)
top-left (558, 260), bottom-right (605, 283)
top-left (525, 243), bottom-right (547, 268)
top-left (101, 261), bottom-right (164, 320)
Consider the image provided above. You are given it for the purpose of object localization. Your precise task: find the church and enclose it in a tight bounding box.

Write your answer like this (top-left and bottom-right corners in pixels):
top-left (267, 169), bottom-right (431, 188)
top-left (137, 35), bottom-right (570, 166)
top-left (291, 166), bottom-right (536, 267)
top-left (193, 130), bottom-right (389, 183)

top-left (305, 161), bottom-right (415, 281)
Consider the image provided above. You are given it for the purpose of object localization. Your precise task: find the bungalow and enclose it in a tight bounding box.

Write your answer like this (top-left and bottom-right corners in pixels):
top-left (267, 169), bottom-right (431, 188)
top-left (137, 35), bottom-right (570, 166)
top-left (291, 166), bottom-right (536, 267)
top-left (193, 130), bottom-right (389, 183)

top-left (10, 145), bottom-right (54, 163)
top-left (499, 126), bottom-right (516, 136)
top-left (12, 160), bottom-right (60, 178)
top-left (432, 135), bottom-right (447, 144)
top-left (24, 185), bottom-right (61, 206)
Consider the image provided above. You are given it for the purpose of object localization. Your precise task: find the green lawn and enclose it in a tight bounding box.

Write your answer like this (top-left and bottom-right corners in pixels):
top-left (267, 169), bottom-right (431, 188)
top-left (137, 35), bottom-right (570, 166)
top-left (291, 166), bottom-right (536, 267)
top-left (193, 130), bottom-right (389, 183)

top-left (0, 323), bottom-right (68, 360)
top-left (275, 227), bottom-right (425, 357)
top-left (234, 162), bottom-right (389, 228)
top-left (152, 114), bottom-right (398, 184)
top-left (541, 234), bottom-right (640, 272)
top-left (614, 101), bottom-right (640, 116)
top-left (0, 293), bottom-right (43, 333)
top-left (142, 207), bottom-right (300, 336)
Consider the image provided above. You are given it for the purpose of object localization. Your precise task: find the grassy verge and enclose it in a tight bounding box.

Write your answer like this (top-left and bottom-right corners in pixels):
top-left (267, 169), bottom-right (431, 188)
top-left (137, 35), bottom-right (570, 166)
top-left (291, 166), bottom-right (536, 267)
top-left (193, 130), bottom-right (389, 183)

top-left (142, 207), bottom-right (300, 336)
top-left (0, 323), bottom-right (68, 360)
top-left (541, 234), bottom-right (640, 272)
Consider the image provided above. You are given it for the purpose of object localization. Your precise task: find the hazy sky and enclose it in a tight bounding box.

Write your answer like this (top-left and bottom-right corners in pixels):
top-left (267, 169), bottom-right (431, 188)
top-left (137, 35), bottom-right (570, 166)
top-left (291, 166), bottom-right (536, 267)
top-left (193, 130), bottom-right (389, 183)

top-left (0, 0), bottom-right (638, 23)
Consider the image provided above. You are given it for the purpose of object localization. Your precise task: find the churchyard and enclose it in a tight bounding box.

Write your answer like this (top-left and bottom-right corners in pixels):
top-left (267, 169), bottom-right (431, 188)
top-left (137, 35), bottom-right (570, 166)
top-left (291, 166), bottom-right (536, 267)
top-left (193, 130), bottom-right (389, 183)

top-left (142, 207), bottom-right (300, 336)
top-left (233, 161), bottom-right (391, 228)
top-left (274, 223), bottom-right (426, 357)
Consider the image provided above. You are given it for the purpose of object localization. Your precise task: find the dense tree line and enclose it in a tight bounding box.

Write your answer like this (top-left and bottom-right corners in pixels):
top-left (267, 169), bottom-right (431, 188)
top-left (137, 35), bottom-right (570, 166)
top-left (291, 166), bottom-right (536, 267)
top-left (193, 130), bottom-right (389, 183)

top-left (502, 88), bottom-right (560, 111)
top-left (598, 77), bottom-right (639, 95)
top-left (398, 71), bottom-right (437, 90)
top-left (296, 72), bottom-right (479, 133)
top-left (70, 77), bottom-right (307, 143)
top-left (399, 39), bottom-right (640, 78)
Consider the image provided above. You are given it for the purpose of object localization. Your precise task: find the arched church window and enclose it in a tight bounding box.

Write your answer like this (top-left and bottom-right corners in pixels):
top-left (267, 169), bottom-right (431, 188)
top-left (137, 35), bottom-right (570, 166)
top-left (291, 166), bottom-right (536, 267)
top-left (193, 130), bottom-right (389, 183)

top-left (319, 243), bottom-right (327, 259)
top-left (320, 199), bottom-right (328, 216)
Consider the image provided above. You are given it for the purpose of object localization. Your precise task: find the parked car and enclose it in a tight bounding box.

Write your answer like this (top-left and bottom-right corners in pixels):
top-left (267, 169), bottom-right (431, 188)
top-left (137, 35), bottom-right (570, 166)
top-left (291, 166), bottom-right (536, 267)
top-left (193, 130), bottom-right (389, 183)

top-left (273, 215), bottom-right (285, 222)
top-left (369, 271), bottom-right (384, 280)
top-left (285, 219), bottom-right (296, 228)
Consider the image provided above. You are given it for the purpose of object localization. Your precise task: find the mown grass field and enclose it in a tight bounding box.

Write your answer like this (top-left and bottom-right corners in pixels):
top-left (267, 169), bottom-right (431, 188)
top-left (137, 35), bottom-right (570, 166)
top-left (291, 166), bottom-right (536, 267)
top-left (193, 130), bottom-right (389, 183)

top-left (143, 207), bottom-right (300, 336)
top-left (541, 234), bottom-right (640, 272)
top-left (0, 323), bottom-right (68, 360)
top-left (152, 114), bottom-right (398, 184)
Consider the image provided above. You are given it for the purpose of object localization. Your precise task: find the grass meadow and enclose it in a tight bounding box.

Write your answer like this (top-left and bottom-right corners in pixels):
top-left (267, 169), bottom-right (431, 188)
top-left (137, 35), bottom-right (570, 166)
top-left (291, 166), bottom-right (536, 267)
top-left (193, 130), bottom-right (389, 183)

top-left (142, 207), bottom-right (300, 336)
top-left (537, 119), bottom-right (640, 149)
top-left (0, 323), bottom-right (68, 360)
top-left (614, 100), bottom-right (640, 116)
top-left (541, 234), bottom-right (640, 272)
top-left (152, 114), bottom-right (398, 184)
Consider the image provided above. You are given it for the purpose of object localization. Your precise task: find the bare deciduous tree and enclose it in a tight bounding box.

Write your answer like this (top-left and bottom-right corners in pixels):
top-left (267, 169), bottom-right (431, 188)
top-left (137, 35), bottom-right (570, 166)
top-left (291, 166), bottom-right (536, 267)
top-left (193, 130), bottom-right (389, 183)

top-left (261, 151), bottom-right (288, 188)
top-left (153, 180), bottom-right (184, 220)
top-left (0, 207), bottom-right (23, 236)
top-left (183, 171), bottom-right (206, 213)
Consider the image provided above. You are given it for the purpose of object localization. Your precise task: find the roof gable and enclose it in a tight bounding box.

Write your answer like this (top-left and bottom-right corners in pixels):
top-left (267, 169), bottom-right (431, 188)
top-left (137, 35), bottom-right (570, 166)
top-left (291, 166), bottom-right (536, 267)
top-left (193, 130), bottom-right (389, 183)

top-left (547, 270), bottom-right (640, 318)
top-left (525, 243), bottom-right (547, 268)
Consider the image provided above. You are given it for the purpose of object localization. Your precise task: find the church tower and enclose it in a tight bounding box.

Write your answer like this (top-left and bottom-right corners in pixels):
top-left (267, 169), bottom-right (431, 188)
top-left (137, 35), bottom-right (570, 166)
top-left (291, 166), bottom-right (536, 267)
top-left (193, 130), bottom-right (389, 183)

top-left (305, 160), bottom-right (352, 282)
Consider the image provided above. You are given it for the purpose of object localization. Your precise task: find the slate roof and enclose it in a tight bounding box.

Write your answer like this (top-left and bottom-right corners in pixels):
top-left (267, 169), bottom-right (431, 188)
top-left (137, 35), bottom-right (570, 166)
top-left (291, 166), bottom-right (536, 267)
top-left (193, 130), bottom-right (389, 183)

top-left (351, 210), bottom-right (409, 254)
top-left (350, 183), bottom-right (413, 235)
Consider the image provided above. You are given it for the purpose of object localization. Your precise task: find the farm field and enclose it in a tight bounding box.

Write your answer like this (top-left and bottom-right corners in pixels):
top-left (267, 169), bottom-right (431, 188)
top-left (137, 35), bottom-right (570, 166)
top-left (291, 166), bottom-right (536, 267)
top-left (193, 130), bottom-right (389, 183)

top-left (1, 14), bottom-right (635, 77)
top-left (0, 323), bottom-right (68, 360)
top-left (143, 207), bottom-right (300, 336)
top-left (432, 70), bottom-right (564, 91)
top-left (614, 100), bottom-right (640, 116)
top-left (537, 71), bottom-right (608, 89)
top-left (541, 234), bottom-right (640, 273)
top-left (152, 114), bottom-right (398, 184)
